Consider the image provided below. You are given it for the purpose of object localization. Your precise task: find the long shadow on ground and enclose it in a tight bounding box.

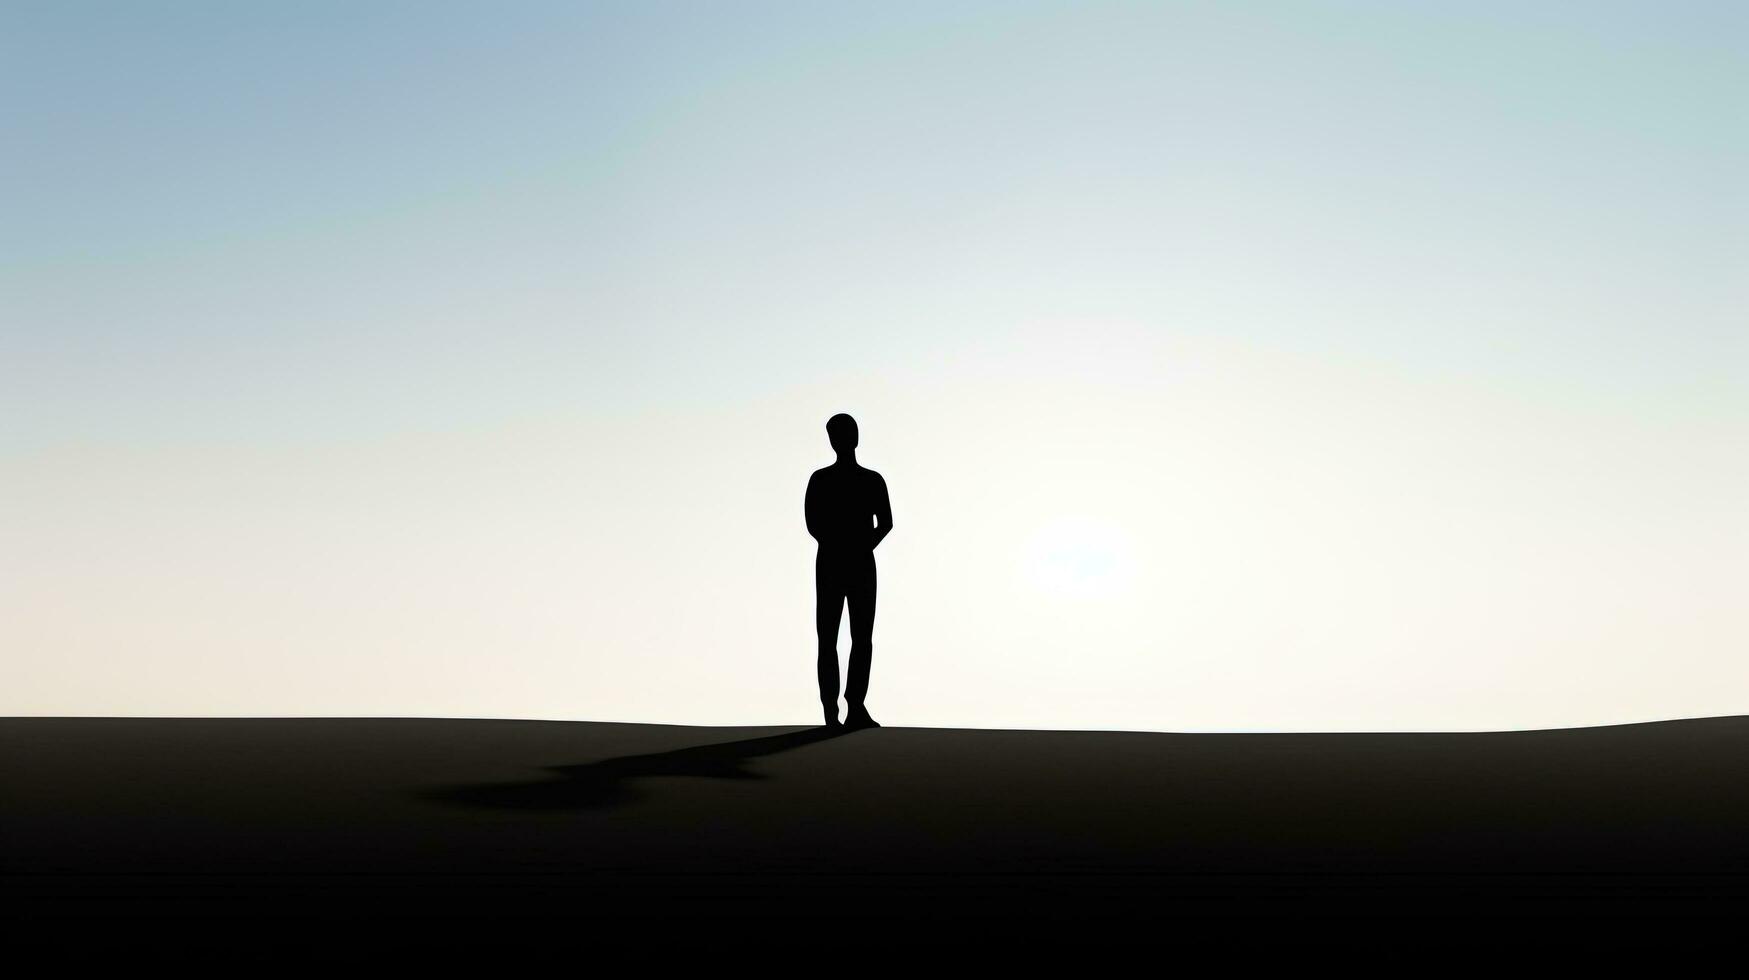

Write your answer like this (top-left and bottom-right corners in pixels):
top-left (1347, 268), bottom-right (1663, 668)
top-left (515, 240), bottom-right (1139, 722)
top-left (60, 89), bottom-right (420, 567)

top-left (420, 725), bottom-right (845, 811)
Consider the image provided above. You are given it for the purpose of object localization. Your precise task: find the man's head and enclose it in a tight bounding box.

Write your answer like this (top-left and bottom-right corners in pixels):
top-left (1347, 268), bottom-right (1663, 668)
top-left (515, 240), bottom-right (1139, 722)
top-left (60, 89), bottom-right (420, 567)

top-left (826, 413), bottom-right (859, 454)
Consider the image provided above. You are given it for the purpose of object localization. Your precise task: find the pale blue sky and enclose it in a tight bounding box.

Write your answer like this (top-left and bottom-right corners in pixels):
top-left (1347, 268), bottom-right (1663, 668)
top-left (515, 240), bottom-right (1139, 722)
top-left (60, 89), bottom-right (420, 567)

top-left (4, 3), bottom-right (1744, 727)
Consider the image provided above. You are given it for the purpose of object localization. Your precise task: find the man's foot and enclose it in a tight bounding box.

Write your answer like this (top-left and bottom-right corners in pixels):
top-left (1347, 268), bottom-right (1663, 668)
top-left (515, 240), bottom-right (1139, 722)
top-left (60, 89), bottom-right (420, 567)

top-left (822, 705), bottom-right (841, 729)
top-left (843, 707), bottom-right (880, 730)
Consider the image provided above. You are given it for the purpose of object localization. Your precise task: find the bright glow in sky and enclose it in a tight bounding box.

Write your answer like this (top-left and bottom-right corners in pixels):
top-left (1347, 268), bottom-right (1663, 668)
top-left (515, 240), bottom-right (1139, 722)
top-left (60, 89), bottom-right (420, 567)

top-left (3, 2), bottom-right (1744, 730)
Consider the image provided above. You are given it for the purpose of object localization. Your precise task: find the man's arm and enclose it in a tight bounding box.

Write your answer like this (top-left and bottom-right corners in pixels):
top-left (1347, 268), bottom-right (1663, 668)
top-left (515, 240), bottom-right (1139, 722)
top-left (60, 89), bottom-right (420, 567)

top-left (869, 473), bottom-right (893, 550)
top-left (804, 471), bottom-right (823, 542)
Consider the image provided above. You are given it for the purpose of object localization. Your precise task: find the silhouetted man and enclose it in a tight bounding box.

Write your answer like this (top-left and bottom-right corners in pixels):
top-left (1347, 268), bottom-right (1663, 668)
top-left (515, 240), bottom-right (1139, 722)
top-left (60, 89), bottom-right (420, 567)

top-left (806, 413), bottom-right (892, 731)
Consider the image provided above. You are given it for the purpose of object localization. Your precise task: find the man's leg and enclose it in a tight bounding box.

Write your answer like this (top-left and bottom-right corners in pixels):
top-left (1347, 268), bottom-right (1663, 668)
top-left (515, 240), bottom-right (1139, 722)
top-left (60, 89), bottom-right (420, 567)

top-left (843, 554), bottom-right (878, 728)
top-left (815, 555), bottom-right (845, 726)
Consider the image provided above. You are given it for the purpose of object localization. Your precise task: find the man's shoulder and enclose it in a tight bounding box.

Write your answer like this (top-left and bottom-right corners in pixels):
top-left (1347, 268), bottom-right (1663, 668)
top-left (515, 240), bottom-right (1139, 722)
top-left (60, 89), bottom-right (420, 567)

top-left (809, 463), bottom-right (885, 483)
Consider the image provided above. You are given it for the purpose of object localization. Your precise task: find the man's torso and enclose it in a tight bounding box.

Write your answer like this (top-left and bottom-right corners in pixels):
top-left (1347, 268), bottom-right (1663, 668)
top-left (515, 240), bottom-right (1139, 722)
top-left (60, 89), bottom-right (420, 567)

top-left (810, 465), bottom-right (882, 553)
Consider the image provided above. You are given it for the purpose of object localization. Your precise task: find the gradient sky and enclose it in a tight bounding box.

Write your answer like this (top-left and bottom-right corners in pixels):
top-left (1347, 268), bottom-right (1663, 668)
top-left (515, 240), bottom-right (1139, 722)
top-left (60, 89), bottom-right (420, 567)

top-left (4, 1), bottom-right (1744, 730)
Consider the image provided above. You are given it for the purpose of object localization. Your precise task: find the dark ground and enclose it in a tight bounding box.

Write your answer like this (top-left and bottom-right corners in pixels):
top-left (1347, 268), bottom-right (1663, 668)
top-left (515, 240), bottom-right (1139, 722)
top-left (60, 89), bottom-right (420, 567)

top-left (5, 716), bottom-right (1748, 951)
